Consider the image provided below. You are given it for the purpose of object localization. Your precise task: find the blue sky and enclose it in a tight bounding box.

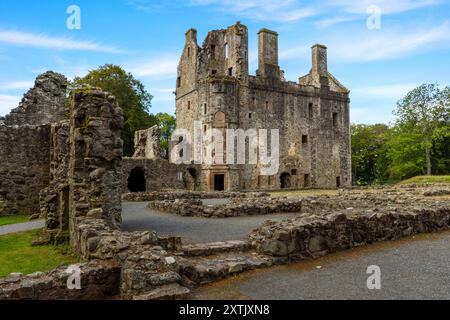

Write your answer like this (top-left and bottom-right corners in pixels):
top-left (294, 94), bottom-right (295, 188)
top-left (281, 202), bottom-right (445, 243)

top-left (0, 0), bottom-right (449, 124)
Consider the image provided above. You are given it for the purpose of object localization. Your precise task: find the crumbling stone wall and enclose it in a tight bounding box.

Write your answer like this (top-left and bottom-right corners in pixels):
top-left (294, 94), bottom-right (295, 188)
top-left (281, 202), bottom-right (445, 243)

top-left (0, 124), bottom-right (51, 216)
top-left (0, 71), bottom-right (68, 217)
top-left (148, 196), bottom-right (302, 218)
top-left (4, 71), bottom-right (68, 126)
top-left (39, 121), bottom-right (70, 239)
top-left (68, 88), bottom-right (124, 250)
top-left (0, 260), bottom-right (120, 300)
top-left (250, 191), bottom-right (450, 259)
top-left (132, 125), bottom-right (163, 159)
top-left (122, 158), bottom-right (189, 192)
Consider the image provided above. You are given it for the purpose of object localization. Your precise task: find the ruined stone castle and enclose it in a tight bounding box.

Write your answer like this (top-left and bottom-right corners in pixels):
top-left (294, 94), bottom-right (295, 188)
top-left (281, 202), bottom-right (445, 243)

top-left (175, 22), bottom-right (351, 192)
top-left (0, 22), bottom-right (351, 217)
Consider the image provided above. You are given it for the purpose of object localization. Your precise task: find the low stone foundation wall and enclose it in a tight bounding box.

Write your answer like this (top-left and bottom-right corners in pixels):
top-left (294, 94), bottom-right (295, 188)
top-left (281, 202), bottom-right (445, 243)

top-left (0, 260), bottom-right (120, 300)
top-left (148, 197), bottom-right (302, 218)
top-left (250, 201), bottom-right (450, 259)
top-left (122, 191), bottom-right (269, 202)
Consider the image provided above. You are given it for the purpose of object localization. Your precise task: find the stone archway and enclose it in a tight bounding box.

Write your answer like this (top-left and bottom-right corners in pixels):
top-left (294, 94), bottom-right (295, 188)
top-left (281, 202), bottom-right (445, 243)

top-left (127, 167), bottom-right (146, 192)
top-left (280, 172), bottom-right (291, 189)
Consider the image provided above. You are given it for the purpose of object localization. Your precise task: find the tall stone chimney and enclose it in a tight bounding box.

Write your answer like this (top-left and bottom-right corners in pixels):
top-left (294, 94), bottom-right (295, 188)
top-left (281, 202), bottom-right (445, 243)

top-left (257, 28), bottom-right (281, 79)
top-left (312, 44), bottom-right (327, 75)
top-left (185, 28), bottom-right (197, 44)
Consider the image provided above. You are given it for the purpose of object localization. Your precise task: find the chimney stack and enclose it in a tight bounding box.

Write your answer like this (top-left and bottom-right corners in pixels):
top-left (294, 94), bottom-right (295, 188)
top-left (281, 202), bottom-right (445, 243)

top-left (257, 28), bottom-right (280, 79)
top-left (312, 44), bottom-right (327, 75)
top-left (185, 28), bottom-right (197, 44)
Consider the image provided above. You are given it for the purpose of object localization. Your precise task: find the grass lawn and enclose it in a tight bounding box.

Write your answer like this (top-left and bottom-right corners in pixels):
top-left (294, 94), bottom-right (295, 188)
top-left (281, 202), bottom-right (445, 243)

top-left (0, 215), bottom-right (31, 227)
top-left (399, 175), bottom-right (450, 184)
top-left (0, 229), bottom-right (77, 278)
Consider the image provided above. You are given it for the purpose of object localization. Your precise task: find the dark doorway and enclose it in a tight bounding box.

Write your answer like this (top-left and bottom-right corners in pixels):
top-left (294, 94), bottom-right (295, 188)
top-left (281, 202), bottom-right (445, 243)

top-left (336, 176), bottom-right (341, 188)
top-left (214, 174), bottom-right (225, 191)
top-left (304, 174), bottom-right (311, 188)
top-left (280, 172), bottom-right (291, 189)
top-left (127, 167), bottom-right (146, 192)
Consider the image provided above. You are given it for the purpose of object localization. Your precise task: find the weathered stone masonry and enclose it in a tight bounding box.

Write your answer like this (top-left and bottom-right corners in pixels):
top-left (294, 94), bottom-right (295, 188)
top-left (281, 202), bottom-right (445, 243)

top-left (0, 124), bottom-right (51, 215)
top-left (0, 71), bottom-right (68, 217)
top-left (175, 22), bottom-right (351, 192)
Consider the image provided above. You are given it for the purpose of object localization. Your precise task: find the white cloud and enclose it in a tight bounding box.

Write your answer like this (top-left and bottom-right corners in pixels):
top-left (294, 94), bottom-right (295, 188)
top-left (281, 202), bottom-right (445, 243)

top-left (0, 94), bottom-right (20, 116)
top-left (329, 21), bottom-right (450, 62)
top-left (0, 81), bottom-right (33, 91)
top-left (315, 16), bottom-right (360, 28)
top-left (0, 29), bottom-right (123, 53)
top-left (190, 0), bottom-right (316, 22)
top-left (353, 83), bottom-right (419, 99)
top-left (327, 0), bottom-right (441, 15)
top-left (351, 106), bottom-right (394, 124)
top-left (126, 56), bottom-right (178, 78)
top-left (279, 45), bottom-right (309, 60)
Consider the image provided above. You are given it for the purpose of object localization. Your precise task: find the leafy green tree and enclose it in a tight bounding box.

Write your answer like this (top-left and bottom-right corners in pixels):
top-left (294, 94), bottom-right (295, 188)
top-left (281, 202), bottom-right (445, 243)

top-left (72, 64), bottom-right (157, 156)
top-left (351, 124), bottom-right (391, 185)
top-left (394, 84), bottom-right (449, 175)
top-left (155, 112), bottom-right (176, 159)
top-left (385, 127), bottom-right (425, 180)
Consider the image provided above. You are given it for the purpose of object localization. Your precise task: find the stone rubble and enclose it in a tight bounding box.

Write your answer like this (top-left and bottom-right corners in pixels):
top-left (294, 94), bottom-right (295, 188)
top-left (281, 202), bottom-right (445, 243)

top-left (148, 196), bottom-right (302, 218)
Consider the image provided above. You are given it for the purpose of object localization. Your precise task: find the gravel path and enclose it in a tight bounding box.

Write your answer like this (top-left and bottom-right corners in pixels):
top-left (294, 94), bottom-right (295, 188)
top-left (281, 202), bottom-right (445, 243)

top-left (0, 220), bottom-right (45, 236)
top-left (122, 201), bottom-right (297, 244)
top-left (190, 230), bottom-right (450, 300)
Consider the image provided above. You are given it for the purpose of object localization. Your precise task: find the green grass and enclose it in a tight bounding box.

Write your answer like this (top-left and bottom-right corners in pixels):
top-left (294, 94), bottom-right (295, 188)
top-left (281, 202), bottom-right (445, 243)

top-left (399, 175), bottom-right (450, 184)
top-left (0, 215), bottom-right (30, 227)
top-left (0, 229), bottom-right (77, 278)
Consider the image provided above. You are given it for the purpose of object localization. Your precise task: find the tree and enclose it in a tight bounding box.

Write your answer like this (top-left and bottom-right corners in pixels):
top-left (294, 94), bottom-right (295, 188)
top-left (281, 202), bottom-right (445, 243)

top-left (351, 124), bottom-right (390, 185)
top-left (394, 84), bottom-right (449, 175)
top-left (155, 112), bottom-right (176, 159)
top-left (72, 64), bottom-right (157, 156)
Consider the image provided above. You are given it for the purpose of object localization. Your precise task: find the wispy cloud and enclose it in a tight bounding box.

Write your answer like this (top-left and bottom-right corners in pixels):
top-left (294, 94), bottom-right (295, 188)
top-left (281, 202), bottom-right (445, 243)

top-left (315, 0), bottom-right (442, 27)
top-left (353, 83), bottom-right (419, 99)
top-left (0, 29), bottom-right (124, 53)
top-left (0, 81), bottom-right (33, 91)
top-left (0, 94), bottom-right (20, 116)
top-left (315, 16), bottom-right (360, 27)
top-left (327, 0), bottom-right (441, 15)
top-left (189, 0), bottom-right (316, 22)
top-left (126, 55), bottom-right (178, 78)
top-left (329, 21), bottom-right (450, 62)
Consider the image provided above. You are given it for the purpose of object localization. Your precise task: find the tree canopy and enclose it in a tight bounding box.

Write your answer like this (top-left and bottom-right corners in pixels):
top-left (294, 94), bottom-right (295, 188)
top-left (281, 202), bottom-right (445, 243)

top-left (72, 64), bottom-right (157, 156)
top-left (351, 83), bottom-right (449, 185)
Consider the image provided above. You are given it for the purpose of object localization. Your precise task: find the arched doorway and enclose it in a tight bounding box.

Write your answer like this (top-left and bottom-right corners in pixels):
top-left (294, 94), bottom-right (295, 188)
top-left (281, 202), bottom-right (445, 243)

top-left (280, 172), bottom-right (291, 189)
top-left (127, 167), bottom-right (146, 192)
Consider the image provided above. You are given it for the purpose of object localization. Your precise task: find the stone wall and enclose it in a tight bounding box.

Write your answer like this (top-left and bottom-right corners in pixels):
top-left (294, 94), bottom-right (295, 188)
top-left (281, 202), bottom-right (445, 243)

top-left (148, 196), bottom-right (302, 218)
top-left (0, 124), bottom-right (51, 216)
top-left (122, 158), bottom-right (194, 192)
top-left (250, 191), bottom-right (450, 259)
top-left (39, 121), bottom-right (70, 239)
top-left (0, 260), bottom-right (120, 300)
top-left (68, 88), bottom-right (124, 251)
top-left (132, 126), bottom-right (163, 159)
top-left (175, 22), bottom-right (351, 192)
top-left (4, 71), bottom-right (68, 126)
top-left (122, 190), bottom-right (269, 201)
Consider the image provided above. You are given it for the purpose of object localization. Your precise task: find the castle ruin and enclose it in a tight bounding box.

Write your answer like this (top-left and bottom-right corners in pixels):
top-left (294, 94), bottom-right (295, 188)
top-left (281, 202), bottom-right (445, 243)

top-left (175, 22), bottom-right (351, 191)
